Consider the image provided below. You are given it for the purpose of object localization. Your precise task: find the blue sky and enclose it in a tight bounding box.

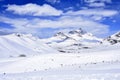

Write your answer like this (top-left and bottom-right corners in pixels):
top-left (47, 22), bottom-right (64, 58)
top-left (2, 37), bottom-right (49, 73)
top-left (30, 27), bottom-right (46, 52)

top-left (0, 0), bottom-right (120, 38)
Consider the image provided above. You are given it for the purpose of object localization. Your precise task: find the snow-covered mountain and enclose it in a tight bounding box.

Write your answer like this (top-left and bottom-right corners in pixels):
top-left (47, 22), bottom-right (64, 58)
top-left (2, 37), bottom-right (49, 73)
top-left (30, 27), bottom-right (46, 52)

top-left (0, 33), bottom-right (57, 58)
top-left (102, 31), bottom-right (120, 45)
top-left (1, 28), bottom-right (119, 57)
top-left (42, 28), bottom-right (102, 53)
top-left (0, 29), bottom-right (119, 57)
top-left (0, 30), bottom-right (120, 80)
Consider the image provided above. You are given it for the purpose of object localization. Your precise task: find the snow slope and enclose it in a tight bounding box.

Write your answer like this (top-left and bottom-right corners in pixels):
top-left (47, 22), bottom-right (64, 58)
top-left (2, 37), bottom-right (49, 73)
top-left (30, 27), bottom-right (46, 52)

top-left (0, 44), bottom-right (120, 80)
top-left (0, 33), bottom-right (57, 58)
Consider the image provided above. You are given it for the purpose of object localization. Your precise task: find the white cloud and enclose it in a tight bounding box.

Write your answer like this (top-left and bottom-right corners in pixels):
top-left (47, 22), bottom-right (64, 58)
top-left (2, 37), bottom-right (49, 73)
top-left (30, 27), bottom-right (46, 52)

top-left (45, 0), bottom-right (61, 4)
top-left (64, 9), bottom-right (118, 21)
top-left (0, 16), bottom-right (109, 36)
top-left (6, 3), bottom-right (117, 19)
top-left (88, 2), bottom-right (105, 7)
top-left (84, 0), bottom-right (112, 7)
top-left (65, 9), bottom-right (118, 17)
top-left (2, 3), bottom-right (118, 37)
top-left (0, 28), bottom-right (13, 35)
top-left (0, 16), bottom-right (35, 34)
top-left (6, 3), bottom-right (63, 16)
top-left (64, 7), bottom-right (74, 11)
top-left (84, 0), bottom-right (112, 3)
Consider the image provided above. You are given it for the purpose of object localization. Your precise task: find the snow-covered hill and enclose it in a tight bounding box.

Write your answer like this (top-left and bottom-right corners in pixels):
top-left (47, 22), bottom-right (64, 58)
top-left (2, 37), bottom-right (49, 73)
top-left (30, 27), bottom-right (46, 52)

top-left (102, 31), bottom-right (120, 45)
top-left (0, 33), bottom-right (57, 58)
top-left (42, 28), bottom-right (102, 53)
top-left (0, 44), bottom-right (120, 80)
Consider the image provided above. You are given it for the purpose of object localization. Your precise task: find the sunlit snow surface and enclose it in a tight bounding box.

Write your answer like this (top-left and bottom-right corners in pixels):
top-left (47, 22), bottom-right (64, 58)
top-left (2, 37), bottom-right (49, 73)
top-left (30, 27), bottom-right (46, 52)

top-left (0, 44), bottom-right (120, 80)
top-left (0, 33), bottom-right (57, 58)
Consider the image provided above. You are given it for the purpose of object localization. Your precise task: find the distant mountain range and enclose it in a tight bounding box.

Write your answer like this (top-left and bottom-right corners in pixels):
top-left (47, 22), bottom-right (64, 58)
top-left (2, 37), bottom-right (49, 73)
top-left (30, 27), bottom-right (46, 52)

top-left (41, 28), bottom-right (101, 53)
top-left (42, 28), bottom-right (120, 53)
top-left (0, 28), bottom-right (119, 57)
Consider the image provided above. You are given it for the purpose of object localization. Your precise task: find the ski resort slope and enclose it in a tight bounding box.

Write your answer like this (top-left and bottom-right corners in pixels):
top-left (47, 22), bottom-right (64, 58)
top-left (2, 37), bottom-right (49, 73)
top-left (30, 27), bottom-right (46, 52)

top-left (0, 44), bottom-right (120, 80)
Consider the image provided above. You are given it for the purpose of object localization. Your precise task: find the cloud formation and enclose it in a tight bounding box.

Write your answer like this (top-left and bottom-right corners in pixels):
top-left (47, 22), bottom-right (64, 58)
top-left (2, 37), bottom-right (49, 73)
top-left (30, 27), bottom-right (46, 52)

top-left (65, 9), bottom-right (118, 21)
top-left (6, 3), bottom-right (63, 16)
top-left (84, 0), bottom-right (112, 7)
top-left (6, 3), bottom-right (118, 18)
top-left (45, 0), bottom-right (61, 4)
top-left (84, 0), bottom-right (112, 3)
top-left (2, 3), bottom-right (118, 37)
top-left (0, 15), bottom-right (109, 36)
top-left (88, 2), bottom-right (105, 7)
top-left (65, 9), bottom-right (118, 17)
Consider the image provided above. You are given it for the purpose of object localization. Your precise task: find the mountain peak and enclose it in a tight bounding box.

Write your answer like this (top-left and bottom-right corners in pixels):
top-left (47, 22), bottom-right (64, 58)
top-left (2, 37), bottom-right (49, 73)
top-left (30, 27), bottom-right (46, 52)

top-left (54, 32), bottom-right (65, 36)
top-left (103, 31), bottom-right (120, 45)
top-left (68, 28), bottom-right (86, 35)
top-left (113, 31), bottom-right (120, 37)
top-left (14, 33), bottom-right (23, 37)
top-left (53, 32), bottom-right (69, 40)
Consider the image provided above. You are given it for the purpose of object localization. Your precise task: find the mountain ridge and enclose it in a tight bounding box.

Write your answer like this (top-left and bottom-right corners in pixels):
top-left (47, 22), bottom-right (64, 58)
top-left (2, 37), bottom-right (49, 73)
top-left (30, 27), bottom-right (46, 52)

top-left (102, 31), bottom-right (120, 45)
top-left (41, 28), bottom-right (103, 53)
top-left (0, 28), bottom-right (119, 56)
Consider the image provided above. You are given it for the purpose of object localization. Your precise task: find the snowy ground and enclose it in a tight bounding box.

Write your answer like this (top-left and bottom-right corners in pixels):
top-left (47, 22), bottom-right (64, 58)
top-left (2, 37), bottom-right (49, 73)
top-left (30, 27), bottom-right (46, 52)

top-left (0, 45), bottom-right (120, 80)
